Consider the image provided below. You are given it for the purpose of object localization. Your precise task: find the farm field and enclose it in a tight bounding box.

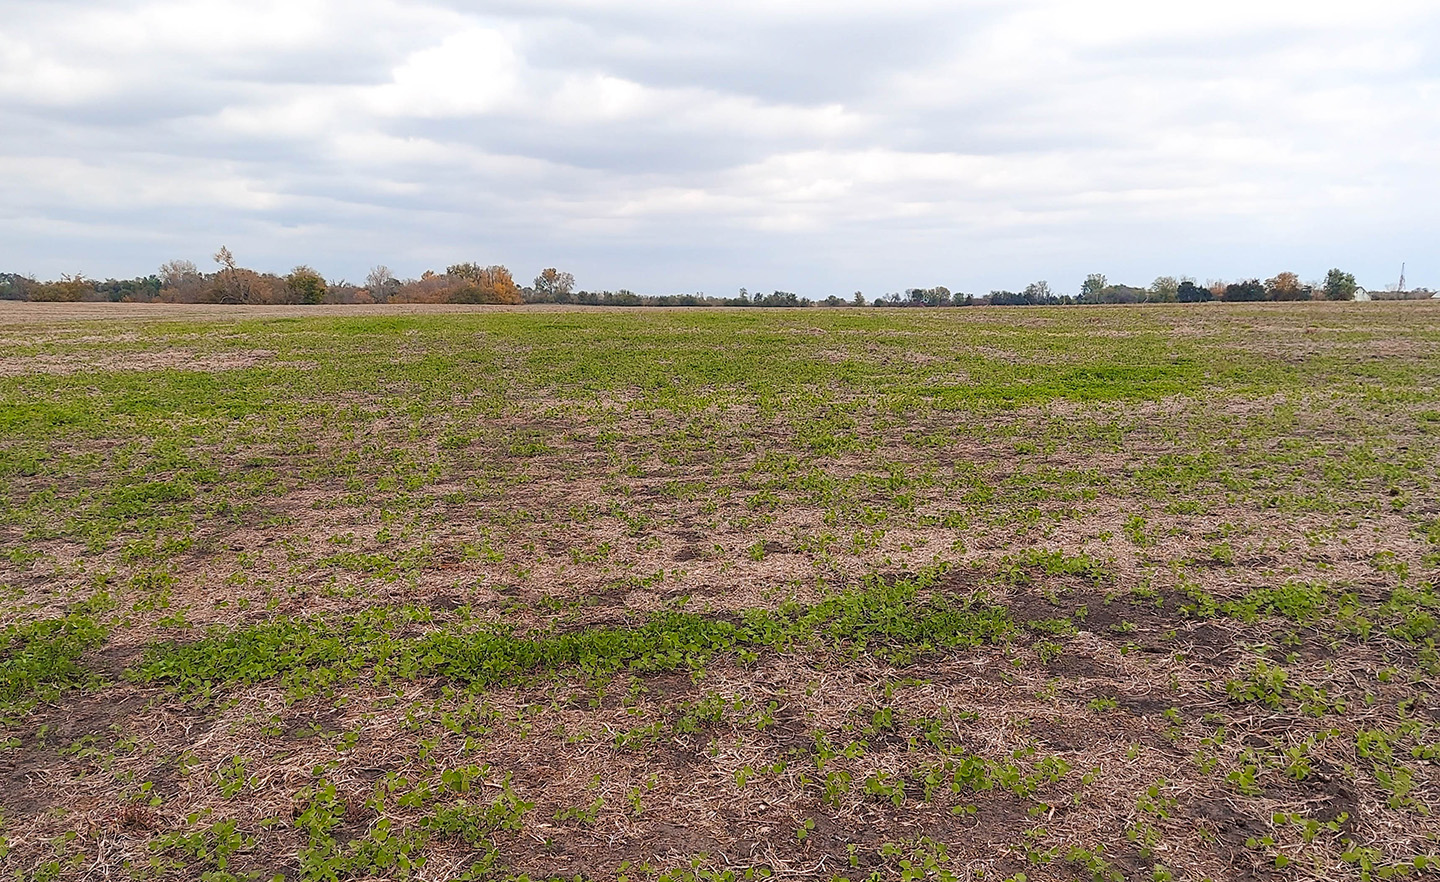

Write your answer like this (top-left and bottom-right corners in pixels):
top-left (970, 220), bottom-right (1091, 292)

top-left (1, 301), bottom-right (1439, 882)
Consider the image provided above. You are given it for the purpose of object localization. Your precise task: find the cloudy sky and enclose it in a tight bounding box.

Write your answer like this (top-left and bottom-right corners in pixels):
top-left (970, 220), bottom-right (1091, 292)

top-left (2, 0), bottom-right (1437, 296)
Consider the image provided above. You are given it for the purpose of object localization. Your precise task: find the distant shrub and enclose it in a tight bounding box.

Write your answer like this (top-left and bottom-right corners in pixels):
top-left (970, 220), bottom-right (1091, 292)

top-left (1176, 280), bottom-right (1212, 302)
top-left (1322, 268), bottom-right (1358, 301)
top-left (1265, 272), bottom-right (1312, 301)
top-left (396, 265), bottom-right (523, 304)
top-left (1221, 279), bottom-right (1266, 302)
top-left (286, 266), bottom-right (328, 305)
top-left (0, 272), bottom-right (36, 300)
top-left (29, 275), bottom-right (96, 302)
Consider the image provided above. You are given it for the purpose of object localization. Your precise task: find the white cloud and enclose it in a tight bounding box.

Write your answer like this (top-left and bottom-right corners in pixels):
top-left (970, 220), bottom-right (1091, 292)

top-left (372, 28), bottom-right (522, 118)
top-left (0, 34), bottom-right (114, 105)
top-left (550, 74), bottom-right (655, 122)
top-left (214, 91), bottom-right (349, 139)
top-left (0, 155), bottom-right (285, 211)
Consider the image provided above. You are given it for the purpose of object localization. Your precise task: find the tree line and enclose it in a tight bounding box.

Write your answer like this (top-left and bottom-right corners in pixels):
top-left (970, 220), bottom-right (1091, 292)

top-left (1, 250), bottom-right (1433, 306)
top-left (0, 249), bottom-right (534, 306)
top-left (0, 252), bottom-right (819, 308)
top-left (889, 271), bottom-right (1428, 306)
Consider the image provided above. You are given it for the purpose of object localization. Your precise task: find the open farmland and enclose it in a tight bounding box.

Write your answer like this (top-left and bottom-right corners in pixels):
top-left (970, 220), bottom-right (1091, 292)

top-left (2, 302), bottom-right (1440, 882)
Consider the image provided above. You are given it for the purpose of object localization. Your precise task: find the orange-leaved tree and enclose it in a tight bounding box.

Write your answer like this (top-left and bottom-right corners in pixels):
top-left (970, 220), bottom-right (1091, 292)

top-left (445, 263), bottom-right (523, 304)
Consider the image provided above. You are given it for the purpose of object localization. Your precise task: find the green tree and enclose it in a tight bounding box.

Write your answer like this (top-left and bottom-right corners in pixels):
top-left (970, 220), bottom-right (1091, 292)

top-left (1097, 284), bottom-right (1146, 304)
top-left (1080, 273), bottom-right (1107, 302)
top-left (1322, 268), bottom-right (1358, 301)
top-left (0, 272), bottom-right (35, 300)
top-left (754, 290), bottom-right (803, 307)
top-left (1221, 280), bottom-right (1266, 302)
top-left (95, 276), bottom-right (162, 302)
top-left (1176, 280), bottom-right (1211, 303)
top-left (286, 266), bottom-right (328, 305)
top-left (1148, 276), bottom-right (1179, 302)
top-left (908, 286), bottom-right (952, 306)
top-left (1023, 281), bottom-right (1054, 303)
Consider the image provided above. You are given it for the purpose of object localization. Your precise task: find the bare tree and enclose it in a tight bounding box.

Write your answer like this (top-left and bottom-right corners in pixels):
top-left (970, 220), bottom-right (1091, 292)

top-left (366, 265), bottom-right (398, 302)
top-left (159, 259), bottom-right (199, 287)
top-left (158, 259), bottom-right (204, 302)
top-left (1023, 280), bottom-right (1054, 301)
top-left (532, 268), bottom-right (576, 303)
top-left (210, 246), bottom-right (250, 304)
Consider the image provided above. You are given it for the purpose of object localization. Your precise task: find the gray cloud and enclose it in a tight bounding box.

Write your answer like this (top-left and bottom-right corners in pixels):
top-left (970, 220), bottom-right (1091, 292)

top-left (1, 0), bottom-right (1437, 295)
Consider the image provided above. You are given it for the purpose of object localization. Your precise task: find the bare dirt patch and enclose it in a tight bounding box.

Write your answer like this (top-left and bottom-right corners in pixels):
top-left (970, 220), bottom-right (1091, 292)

top-left (0, 348), bottom-right (281, 376)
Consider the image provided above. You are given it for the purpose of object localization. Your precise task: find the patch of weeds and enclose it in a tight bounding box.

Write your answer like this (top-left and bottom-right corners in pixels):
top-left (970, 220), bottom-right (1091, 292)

top-left (321, 546), bottom-right (432, 578)
top-left (1177, 577), bottom-right (1218, 618)
top-left (554, 793), bottom-right (604, 826)
top-left (295, 778), bottom-right (428, 880)
top-left (214, 757), bottom-right (252, 799)
top-left (423, 777), bottom-right (533, 844)
top-left (1224, 660), bottom-right (1344, 715)
top-left (1340, 848), bottom-right (1440, 880)
top-left (506, 434), bottom-right (554, 458)
top-left (1065, 844), bottom-right (1124, 882)
top-left (1025, 617), bottom-right (1076, 637)
top-left (862, 771), bottom-right (906, 807)
top-left (1223, 581), bottom-right (1330, 622)
top-left (1205, 542), bottom-right (1235, 566)
top-left (672, 692), bottom-right (734, 736)
top-left (1125, 780), bottom-right (1176, 859)
top-left (1356, 727), bottom-right (1430, 812)
top-left (132, 567), bottom-right (1015, 696)
top-left (1123, 514), bottom-right (1151, 546)
top-left (1000, 549), bottom-right (1113, 587)
top-left (786, 816), bottom-right (814, 844)
top-left (0, 603), bottom-right (111, 715)
top-left (1033, 639), bottom-right (1064, 664)
top-left (150, 815), bottom-right (259, 875)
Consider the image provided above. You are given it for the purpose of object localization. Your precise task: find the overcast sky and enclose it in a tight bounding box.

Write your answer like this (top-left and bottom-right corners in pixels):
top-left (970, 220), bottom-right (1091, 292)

top-left (2, 0), bottom-right (1437, 296)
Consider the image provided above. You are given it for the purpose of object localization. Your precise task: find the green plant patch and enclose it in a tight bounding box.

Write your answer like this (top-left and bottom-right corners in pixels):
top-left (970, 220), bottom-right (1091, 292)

top-left (130, 569), bottom-right (1014, 698)
top-left (0, 608), bottom-right (111, 713)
